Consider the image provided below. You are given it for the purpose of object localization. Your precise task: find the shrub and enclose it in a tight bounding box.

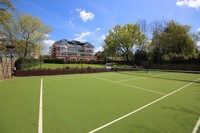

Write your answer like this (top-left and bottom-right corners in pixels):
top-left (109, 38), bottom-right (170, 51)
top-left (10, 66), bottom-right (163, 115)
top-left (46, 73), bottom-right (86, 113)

top-left (87, 65), bottom-right (92, 69)
top-left (133, 65), bottom-right (138, 68)
top-left (15, 57), bottom-right (41, 70)
top-left (43, 58), bottom-right (64, 64)
top-left (65, 66), bottom-right (70, 69)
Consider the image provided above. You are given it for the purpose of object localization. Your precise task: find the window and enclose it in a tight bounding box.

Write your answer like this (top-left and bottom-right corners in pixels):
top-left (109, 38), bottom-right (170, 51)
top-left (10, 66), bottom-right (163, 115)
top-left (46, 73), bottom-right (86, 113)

top-left (68, 48), bottom-right (76, 52)
top-left (68, 53), bottom-right (77, 56)
top-left (60, 47), bottom-right (66, 51)
top-left (70, 58), bottom-right (77, 61)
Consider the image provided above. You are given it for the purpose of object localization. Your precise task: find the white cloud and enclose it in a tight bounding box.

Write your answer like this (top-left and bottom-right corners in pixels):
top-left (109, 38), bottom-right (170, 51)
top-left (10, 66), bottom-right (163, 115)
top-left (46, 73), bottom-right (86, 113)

top-left (43, 34), bottom-right (54, 46)
top-left (176, 0), bottom-right (186, 6)
top-left (96, 28), bottom-right (101, 31)
top-left (43, 39), bottom-right (55, 47)
top-left (197, 41), bottom-right (200, 46)
top-left (197, 28), bottom-right (200, 32)
top-left (76, 8), bottom-right (82, 12)
top-left (100, 35), bottom-right (106, 40)
top-left (76, 9), bottom-right (95, 22)
top-left (176, 0), bottom-right (200, 9)
top-left (94, 46), bottom-right (103, 52)
top-left (42, 39), bottom-right (55, 54)
top-left (69, 20), bottom-right (74, 27)
top-left (74, 31), bottom-right (91, 42)
top-left (44, 34), bottom-right (51, 38)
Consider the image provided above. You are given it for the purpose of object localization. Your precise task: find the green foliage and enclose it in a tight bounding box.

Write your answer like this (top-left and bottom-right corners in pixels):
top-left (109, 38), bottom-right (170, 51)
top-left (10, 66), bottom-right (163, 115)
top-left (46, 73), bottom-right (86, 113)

top-left (1, 12), bottom-right (52, 57)
top-left (95, 51), bottom-right (107, 61)
top-left (150, 20), bottom-right (198, 64)
top-left (134, 49), bottom-right (148, 65)
top-left (104, 23), bottom-right (145, 62)
top-left (15, 57), bottom-right (41, 70)
top-left (0, 0), bottom-right (18, 11)
top-left (65, 66), bottom-right (70, 69)
top-left (43, 58), bottom-right (64, 64)
top-left (0, 1), bottom-right (13, 51)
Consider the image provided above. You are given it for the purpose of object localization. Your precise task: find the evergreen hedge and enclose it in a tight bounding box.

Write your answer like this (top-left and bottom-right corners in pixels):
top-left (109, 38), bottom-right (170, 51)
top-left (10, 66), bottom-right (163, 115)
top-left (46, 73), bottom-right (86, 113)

top-left (15, 57), bottom-right (41, 70)
top-left (43, 58), bottom-right (64, 64)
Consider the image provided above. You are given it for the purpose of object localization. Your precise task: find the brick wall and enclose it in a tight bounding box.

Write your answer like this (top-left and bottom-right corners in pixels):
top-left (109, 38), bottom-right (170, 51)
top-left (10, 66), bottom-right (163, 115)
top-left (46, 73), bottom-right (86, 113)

top-left (0, 57), bottom-right (16, 80)
top-left (15, 68), bottom-right (111, 77)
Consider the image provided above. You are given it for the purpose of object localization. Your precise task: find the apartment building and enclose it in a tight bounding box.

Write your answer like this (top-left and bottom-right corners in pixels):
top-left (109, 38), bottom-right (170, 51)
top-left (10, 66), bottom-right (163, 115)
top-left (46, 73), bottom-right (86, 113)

top-left (51, 39), bottom-right (97, 61)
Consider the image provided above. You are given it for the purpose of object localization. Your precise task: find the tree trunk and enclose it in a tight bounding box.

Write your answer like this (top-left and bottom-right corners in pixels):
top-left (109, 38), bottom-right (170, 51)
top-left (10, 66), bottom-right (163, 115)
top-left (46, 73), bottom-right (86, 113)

top-left (126, 54), bottom-right (129, 63)
top-left (24, 43), bottom-right (28, 57)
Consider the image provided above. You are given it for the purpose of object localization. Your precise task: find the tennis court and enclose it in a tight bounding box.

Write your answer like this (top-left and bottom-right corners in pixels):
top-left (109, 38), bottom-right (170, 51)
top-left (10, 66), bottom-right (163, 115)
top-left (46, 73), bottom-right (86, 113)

top-left (0, 70), bottom-right (200, 133)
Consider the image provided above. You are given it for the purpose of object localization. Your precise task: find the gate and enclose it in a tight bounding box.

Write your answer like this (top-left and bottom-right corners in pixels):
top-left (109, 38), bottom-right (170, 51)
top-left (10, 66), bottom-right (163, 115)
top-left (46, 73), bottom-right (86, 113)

top-left (0, 56), bottom-right (16, 80)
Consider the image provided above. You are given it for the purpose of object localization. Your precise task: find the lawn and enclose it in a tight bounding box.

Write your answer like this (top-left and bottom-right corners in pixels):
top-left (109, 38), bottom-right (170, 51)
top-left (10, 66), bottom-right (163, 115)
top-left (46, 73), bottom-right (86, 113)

top-left (25, 63), bottom-right (106, 70)
top-left (24, 63), bottom-right (132, 70)
top-left (0, 71), bottom-right (200, 133)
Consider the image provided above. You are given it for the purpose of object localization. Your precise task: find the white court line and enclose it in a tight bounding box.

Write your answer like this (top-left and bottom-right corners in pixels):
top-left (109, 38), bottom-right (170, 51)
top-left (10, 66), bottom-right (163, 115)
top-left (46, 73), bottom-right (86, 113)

top-left (192, 117), bottom-right (200, 133)
top-left (38, 78), bottom-right (43, 133)
top-left (88, 77), bottom-right (200, 133)
top-left (43, 72), bottom-right (117, 82)
top-left (93, 76), bottom-right (166, 95)
top-left (116, 77), bottom-right (147, 82)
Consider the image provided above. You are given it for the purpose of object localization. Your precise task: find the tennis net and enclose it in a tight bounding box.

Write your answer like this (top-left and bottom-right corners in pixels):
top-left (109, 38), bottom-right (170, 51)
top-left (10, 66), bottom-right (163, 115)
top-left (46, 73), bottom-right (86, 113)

top-left (116, 67), bottom-right (200, 83)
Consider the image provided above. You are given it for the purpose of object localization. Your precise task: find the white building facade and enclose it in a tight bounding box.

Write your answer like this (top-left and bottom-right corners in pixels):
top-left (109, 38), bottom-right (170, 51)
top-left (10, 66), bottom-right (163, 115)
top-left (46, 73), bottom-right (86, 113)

top-left (51, 39), bottom-right (97, 61)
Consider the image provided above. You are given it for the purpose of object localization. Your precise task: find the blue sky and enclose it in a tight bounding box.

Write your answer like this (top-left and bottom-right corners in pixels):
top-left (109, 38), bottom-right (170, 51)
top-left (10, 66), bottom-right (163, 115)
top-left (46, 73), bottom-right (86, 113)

top-left (13, 0), bottom-right (200, 53)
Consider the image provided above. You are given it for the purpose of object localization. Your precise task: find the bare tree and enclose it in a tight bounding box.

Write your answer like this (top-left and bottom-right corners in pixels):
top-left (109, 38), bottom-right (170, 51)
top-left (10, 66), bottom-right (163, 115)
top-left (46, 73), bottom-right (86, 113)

top-left (149, 19), bottom-right (168, 64)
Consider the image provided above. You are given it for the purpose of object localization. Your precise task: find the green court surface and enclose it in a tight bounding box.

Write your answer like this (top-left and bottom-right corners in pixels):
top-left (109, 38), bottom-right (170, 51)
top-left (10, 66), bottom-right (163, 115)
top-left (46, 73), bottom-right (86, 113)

top-left (0, 70), bottom-right (200, 133)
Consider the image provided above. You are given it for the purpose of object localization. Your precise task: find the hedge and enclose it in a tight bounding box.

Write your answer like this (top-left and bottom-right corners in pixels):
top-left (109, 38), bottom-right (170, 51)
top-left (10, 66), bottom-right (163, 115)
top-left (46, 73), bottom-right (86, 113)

top-left (15, 57), bottom-right (41, 70)
top-left (43, 58), bottom-right (64, 64)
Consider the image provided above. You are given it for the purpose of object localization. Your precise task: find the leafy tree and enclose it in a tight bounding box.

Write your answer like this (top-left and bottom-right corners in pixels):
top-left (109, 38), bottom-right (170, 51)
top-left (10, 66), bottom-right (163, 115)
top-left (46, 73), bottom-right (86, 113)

top-left (95, 51), bottom-right (107, 61)
top-left (48, 45), bottom-right (53, 55)
top-left (134, 49), bottom-right (148, 65)
top-left (2, 12), bottom-right (52, 57)
top-left (0, 0), bottom-right (19, 51)
top-left (155, 21), bottom-right (197, 63)
top-left (0, 0), bottom-right (17, 11)
top-left (104, 24), bottom-right (145, 63)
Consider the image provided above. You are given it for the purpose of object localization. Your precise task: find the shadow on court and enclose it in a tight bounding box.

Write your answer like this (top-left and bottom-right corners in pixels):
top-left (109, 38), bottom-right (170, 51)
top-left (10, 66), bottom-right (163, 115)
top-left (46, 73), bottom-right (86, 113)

top-left (117, 71), bottom-right (200, 84)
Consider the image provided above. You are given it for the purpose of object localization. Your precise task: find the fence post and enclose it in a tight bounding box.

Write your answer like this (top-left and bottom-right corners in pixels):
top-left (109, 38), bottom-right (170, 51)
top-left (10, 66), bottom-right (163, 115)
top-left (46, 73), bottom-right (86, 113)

top-left (11, 52), bottom-right (13, 77)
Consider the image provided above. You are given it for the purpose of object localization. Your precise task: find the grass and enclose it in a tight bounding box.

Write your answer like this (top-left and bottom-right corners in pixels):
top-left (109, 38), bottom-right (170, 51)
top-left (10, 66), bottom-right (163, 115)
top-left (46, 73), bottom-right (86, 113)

top-left (0, 71), bottom-right (200, 133)
top-left (24, 63), bottom-right (132, 70)
top-left (25, 63), bottom-right (105, 70)
top-left (25, 63), bottom-right (106, 70)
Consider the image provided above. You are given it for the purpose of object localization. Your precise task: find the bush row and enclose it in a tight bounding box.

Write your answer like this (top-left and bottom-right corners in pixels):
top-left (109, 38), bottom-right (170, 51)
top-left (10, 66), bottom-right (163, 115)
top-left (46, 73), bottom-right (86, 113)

top-left (43, 58), bottom-right (64, 64)
top-left (43, 59), bottom-right (106, 64)
top-left (15, 57), bottom-right (42, 70)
